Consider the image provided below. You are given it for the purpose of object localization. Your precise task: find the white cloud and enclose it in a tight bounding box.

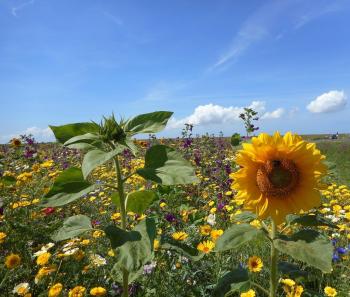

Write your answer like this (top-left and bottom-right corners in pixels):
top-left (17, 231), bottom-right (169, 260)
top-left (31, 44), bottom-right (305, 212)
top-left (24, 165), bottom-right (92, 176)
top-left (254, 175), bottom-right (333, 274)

top-left (261, 108), bottom-right (285, 119)
top-left (307, 90), bottom-right (347, 113)
top-left (0, 127), bottom-right (54, 144)
top-left (249, 100), bottom-right (266, 113)
top-left (167, 101), bottom-right (283, 129)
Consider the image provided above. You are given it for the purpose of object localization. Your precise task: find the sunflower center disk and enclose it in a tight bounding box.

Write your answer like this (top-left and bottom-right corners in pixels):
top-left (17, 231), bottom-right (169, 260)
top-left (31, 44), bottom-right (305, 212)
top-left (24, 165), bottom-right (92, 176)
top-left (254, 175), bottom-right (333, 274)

top-left (256, 159), bottom-right (299, 197)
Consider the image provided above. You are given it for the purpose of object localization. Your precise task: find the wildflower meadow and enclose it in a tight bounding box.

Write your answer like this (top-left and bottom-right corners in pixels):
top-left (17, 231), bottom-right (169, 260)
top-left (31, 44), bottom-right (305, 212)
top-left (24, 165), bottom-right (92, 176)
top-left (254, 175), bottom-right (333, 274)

top-left (1, 111), bottom-right (349, 297)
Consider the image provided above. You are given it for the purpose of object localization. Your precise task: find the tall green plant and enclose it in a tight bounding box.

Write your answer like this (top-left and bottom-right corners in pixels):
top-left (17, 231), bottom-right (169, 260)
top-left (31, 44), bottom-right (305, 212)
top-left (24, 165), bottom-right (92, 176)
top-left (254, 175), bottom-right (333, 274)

top-left (41, 111), bottom-right (199, 297)
top-left (239, 108), bottom-right (259, 138)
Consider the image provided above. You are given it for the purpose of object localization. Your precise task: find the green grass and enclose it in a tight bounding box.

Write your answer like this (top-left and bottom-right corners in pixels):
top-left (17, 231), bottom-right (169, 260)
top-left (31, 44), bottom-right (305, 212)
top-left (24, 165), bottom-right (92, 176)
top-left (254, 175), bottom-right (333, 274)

top-left (314, 138), bottom-right (350, 186)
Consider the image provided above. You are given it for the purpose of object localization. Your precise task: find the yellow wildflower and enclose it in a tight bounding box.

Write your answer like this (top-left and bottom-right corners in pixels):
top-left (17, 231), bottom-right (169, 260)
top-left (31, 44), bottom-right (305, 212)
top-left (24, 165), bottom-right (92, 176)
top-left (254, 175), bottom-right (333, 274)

top-left (197, 240), bottom-right (215, 254)
top-left (5, 253), bottom-right (21, 269)
top-left (48, 283), bottom-right (63, 297)
top-left (90, 287), bottom-right (107, 296)
top-left (324, 286), bottom-right (337, 297)
top-left (172, 231), bottom-right (188, 241)
top-left (247, 256), bottom-right (263, 272)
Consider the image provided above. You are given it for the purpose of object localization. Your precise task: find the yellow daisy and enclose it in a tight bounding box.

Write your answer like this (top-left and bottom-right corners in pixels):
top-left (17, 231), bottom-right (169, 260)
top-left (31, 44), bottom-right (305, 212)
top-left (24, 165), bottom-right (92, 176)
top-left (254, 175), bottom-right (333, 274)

top-left (240, 289), bottom-right (256, 297)
top-left (324, 286), bottom-right (337, 297)
top-left (247, 256), bottom-right (263, 272)
top-left (5, 253), bottom-right (21, 269)
top-left (231, 132), bottom-right (326, 224)
top-left (48, 283), bottom-right (63, 297)
top-left (197, 240), bottom-right (215, 254)
top-left (172, 231), bottom-right (188, 241)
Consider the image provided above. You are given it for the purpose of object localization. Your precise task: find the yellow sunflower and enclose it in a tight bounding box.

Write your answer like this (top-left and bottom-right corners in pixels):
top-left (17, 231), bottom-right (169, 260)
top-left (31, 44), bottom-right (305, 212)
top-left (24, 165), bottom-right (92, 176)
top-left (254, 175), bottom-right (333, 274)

top-left (231, 132), bottom-right (326, 224)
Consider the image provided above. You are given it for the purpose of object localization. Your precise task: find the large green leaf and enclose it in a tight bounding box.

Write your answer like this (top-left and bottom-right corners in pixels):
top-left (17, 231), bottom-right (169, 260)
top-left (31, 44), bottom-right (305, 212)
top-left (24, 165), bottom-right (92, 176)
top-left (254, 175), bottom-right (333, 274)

top-left (160, 236), bottom-right (204, 261)
top-left (63, 133), bottom-right (101, 146)
top-left (213, 268), bottom-right (250, 297)
top-left (136, 145), bottom-right (199, 185)
top-left (124, 111), bottom-right (173, 135)
top-left (123, 138), bottom-right (139, 156)
top-left (111, 218), bottom-right (156, 284)
top-left (274, 229), bottom-right (333, 273)
top-left (51, 215), bottom-right (92, 241)
top-left (231, 211), bottom-right (257, 223)
top-left (286, 214), bottom-right (339, 229)
top-left (278, 261), bottom-right (308, 280)
top-left (215, 224), bottom-right (263, 252)
top-left (105, 225), bottom-right (141, 248)
top-left (41, 167), bottom-right (97, 207)
top-left (111, 192), bottom-right (121, 208)
top-left (82, 148), bottom-right (124, 179)
top-left (125, 190), bottom-right (158, 214)
top-left (49, 122), bottom-right (99, 144)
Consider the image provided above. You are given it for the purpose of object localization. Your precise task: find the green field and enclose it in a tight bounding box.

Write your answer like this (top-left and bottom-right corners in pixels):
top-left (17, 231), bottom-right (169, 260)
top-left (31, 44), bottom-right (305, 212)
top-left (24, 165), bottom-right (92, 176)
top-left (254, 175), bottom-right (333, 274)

top-left (309, 137), bottom-right (350, 186)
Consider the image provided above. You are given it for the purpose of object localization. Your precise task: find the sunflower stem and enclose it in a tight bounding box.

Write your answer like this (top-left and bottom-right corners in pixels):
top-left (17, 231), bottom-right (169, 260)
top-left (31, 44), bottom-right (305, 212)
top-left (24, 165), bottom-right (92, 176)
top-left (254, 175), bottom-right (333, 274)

top-left (269, 219), bottom-right (278, 297)
top-left (112, 150), bottom-right (129, 297)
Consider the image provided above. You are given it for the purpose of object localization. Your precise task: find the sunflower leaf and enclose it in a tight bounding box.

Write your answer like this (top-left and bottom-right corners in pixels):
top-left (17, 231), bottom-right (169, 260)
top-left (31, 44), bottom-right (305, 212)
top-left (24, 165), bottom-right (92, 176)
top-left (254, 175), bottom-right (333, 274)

top-left (213, 268), bottom-right (250, 297)
top-left (274, 230), bottom-right (333, 273)
top-left (286, 214), bottom-right (339, 229)
top-left (51, 215), bottom-right (92, 241)
top-left (136, 145), bottom-right (199, 185)
top-left (214, 224), bottom-right (263, 252)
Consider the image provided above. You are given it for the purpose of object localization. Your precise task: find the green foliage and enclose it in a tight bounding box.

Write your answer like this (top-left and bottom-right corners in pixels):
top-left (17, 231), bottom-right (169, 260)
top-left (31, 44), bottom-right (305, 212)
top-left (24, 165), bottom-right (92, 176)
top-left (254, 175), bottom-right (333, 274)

top-left (213, 268), bottom-right (250, 297)
top-left (286, 214), bottom-right (339, 229)
top-left (214, 224), bottom-right (263, 252)
top-left (98, 114), bottom-right (127, 143)
top-left (41, 167), bottom-right (97, 207)
top-left (63, 132), bottom-right (103, 150)
top-left (278, 261), bottom-right (308, 280)
top-left (51, 215), bottom-right (92, 241)
top-left (160, 236), bottom-right (204, 261)
top-left (111, 192), bottom-right (121, 207)
top-left (105, 225), bottom-right (142, 248)
top-left (230, 133), bottom-right (241, 146)
top-left (137, 144), bottom-right (200, 185)
top-left (239, 108), bottom-right (259, 137)
top-left (49, 122), bottom-right (99, 144)
top-left (231, 211), bottom-right (257, 223)
top-left (82, 148), bottom-right (124, 179)
top-left (111, 218), bottom-right (156, 284)
top-left (124, 111), bottom-right (173, 135)
top-left (0, 175), bottom-right (16, 185)
top-left (274, 229), bottom-right (333, 273)
top-left (125, 190), bottom-right (158, 214)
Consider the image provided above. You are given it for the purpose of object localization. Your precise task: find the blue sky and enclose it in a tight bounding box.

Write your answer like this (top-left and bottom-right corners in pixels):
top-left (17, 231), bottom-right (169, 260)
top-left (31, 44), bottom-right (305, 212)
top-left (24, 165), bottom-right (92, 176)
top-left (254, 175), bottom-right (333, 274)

top-left (0, 0), bottom-right (349, 142)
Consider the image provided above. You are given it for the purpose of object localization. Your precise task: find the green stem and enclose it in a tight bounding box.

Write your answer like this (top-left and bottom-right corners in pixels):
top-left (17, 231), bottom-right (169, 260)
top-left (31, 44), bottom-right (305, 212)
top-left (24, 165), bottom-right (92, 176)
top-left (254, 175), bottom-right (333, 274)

top-left (251, 281), bottom-right (269, 296)
top-left (0, 270), bottom-right (9, 289)
top-left (113, 154), bottom-right (129, 297)
top-left (269, 219), bottom-right (278, 297)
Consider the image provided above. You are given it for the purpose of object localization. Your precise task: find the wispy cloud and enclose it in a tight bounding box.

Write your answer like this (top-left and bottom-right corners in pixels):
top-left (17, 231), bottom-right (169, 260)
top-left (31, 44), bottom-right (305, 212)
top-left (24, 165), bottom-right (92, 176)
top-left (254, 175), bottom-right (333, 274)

top-left (209, 0), bottom-right (346, 71)
top-left (209, 1), bottom-right (292, 71)
top-left (102, 11), bottom-right (123, 26)
top-left (11, 0), bottom-right (35, 17)
top-left (294, 3), bottom-right (341, 29)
